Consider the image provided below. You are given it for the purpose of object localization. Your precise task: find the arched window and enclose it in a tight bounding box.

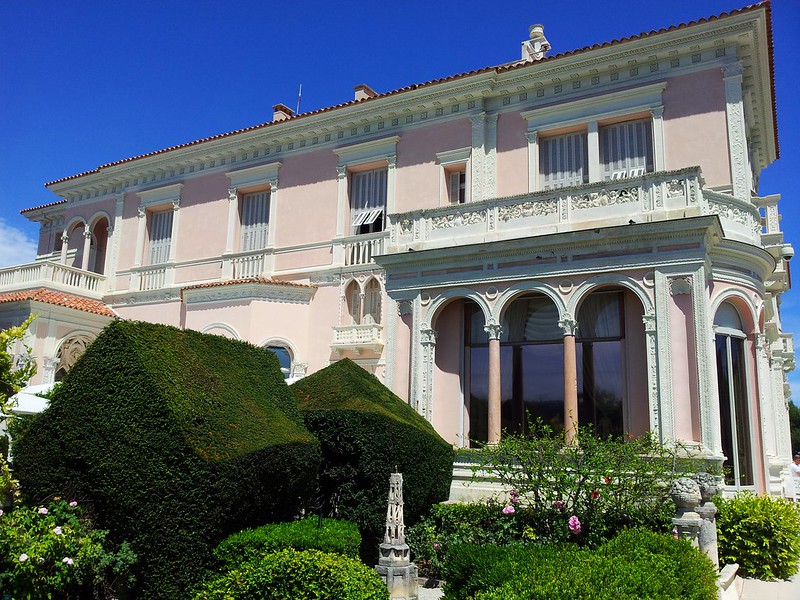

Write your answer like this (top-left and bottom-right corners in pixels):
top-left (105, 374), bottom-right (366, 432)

top-left (714, 302), bottom-right (754, 487)
top-left (265, 345), bottom-right (293, 379)
top-left (363, 279), bottom-right (382, 325)
top-left (345, 281), bottom-right (361, 325)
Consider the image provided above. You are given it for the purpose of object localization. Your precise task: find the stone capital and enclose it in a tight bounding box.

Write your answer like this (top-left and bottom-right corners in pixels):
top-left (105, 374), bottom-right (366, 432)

top-left (483, 321), bottom-right (503, 340)
top-left (558, 317), bottom-right (578, 337)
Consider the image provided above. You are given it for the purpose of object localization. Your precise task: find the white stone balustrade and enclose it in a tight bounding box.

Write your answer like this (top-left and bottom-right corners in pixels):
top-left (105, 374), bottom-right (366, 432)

top-left (387, 167), bottom-right (763, 253)
top-left (332, 323), bottom-right (383, 354)
top-left (334, 232), bottom-right (387, 267)
top-left (0, 261), bottom-right (106, 298)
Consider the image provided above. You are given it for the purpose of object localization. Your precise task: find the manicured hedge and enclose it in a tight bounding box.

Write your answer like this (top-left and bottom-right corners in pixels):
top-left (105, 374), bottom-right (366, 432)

top-left (291, 358), bottom-right (454, 554)
top-left (11, 320), bottom-right (321, 600)
top-left (214, 517), bottom-right (361, 570)
top-left (194, 548), bottom-right (389, 600)
top-left (443, 529), bottom-right (718, 600)
top-left (716, 492), bottom-right (800, 580)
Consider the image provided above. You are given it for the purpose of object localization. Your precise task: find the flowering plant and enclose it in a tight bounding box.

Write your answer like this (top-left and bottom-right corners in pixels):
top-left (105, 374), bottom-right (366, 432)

top-left (0, 458), bottom-right (136, 598)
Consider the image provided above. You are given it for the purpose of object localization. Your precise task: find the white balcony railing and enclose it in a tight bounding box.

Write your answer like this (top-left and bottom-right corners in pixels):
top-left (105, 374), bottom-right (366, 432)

top-left (334, 232), bottom-right (387, 267)
top-left (331, 322), bottom-right (384, 354)
top-left (137, 266), bottom-right (168, 291)
top-left (387, 167), bottom-right (763, 254)
top-left (0, 261), bottom-right (106, 298)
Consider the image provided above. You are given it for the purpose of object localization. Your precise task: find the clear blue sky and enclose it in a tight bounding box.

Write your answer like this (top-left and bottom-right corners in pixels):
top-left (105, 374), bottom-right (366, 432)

top-left (1, 0), bottom-right (799, 391)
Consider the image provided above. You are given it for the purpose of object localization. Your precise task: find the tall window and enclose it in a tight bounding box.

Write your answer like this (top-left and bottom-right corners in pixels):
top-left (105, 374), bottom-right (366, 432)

top-left (148, 210), bottom-right (173, 265)
top-left (576, 291), bottom-right (625, 438)
top-left (714, 303), bottom-right (754, 487)
top-left (540, 131), bottom-right (588, 190)
top-left (351, 168), bottom-right (387, 235)
top-left (240, 191), bottom-right (270, 251)
top-left (600, 119), bottom-right (653, 180)
top-left (363, 279), bottom-right (382, 325)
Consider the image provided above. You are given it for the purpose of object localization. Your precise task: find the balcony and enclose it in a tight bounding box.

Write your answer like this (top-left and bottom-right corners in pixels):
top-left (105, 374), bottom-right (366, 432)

top-left (331, 322), bottom-right (384, 354)
top-left (0, 261), bottom-right (106, 299)
top-left (387, 167), bottom-right (762, 254)
top-left (333, 231), bottom-right (387, 268)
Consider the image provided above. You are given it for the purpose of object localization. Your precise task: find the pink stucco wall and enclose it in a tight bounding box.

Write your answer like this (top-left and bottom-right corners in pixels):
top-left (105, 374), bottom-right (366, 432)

top-left (433, 299), bottom-right (465, 445)
top-left (663, 69), bottom-right (731, 187)
top-left (495, 111), bottom-right (528, 198)
top-left (174, 174), bottom-right (229, 263)
top-left (623, 290), bottom-right (649, 435)
top-left (669, 292), bottom-right (699, 441)
top-left (395, 119), bottom-right (471, 212)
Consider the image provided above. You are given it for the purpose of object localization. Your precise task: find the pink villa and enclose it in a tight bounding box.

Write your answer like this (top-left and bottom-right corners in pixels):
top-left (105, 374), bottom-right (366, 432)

top-left (0, 3), bottom-right (794, 496)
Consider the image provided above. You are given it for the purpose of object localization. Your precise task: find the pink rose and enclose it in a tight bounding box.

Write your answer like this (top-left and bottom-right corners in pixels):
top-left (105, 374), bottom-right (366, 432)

top-left (502, 505), bottom-right (515, 515)
top-left (568, 515), bottom-right (581, 535)
top-left (38, 507), bottom-right (48, 515)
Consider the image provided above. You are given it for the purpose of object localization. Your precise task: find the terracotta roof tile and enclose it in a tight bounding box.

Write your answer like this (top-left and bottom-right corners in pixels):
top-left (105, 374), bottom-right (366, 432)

top-left (0, 288), bottom-right (116, 317)
top-left (41, 2), bottom-right (776, 188)
top-left (181, 277), bottom-right (313, 293)
top-left (20, 199), bottom-right (67, 214)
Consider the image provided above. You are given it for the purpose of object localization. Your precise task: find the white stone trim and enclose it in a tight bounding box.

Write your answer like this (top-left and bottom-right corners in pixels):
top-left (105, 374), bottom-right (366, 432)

top-left (182, 281), bottom-right (314, 305)
top-left (722, 62), bottom-right (750, 201)
top-left (136, 183), bottom-right (183, 208)
top-left (225, 161), bottom-right (281, 189)
top-left (333, 136), bottom-right (400, 167)
top-left (525, 131), bottom-right (538, 193)
top-left (200, 322), bottom-right (240, 339)
top-left (470, 113), bottom-right (486, 202)
top-left (653, 268), bottom-right (675, 442)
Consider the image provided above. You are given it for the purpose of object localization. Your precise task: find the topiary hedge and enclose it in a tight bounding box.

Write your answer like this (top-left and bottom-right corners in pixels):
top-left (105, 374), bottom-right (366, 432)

top-left (214, 517), bottom-right (361, 570)
top-left (11, 320), bottom-right (321, 600)
top-left (194, 548), bottom-right (389, 600)
top-left (716, 492), bottom-right (800, 580)
top-left (443, 529), bottom-right (718, 600)
top-left (290, 358), bottom-right (454, 555)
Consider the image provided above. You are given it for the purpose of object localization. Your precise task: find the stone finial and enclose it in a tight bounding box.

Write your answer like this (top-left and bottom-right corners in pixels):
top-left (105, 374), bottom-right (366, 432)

top-left (693, 472), bottom-right (719, 501)
top-left (376, 472), bottom-right (418, 600)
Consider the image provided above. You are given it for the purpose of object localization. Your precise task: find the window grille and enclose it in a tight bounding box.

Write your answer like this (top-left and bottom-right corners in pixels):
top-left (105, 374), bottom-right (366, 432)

top-left (241, 191), bottom-right (270, 251)
top-left (540, 132), bottom-right (588, 190)
top-left (148, 210), bottom-right (173, 265)
top-left (600, 119), bottom-right (653, 180)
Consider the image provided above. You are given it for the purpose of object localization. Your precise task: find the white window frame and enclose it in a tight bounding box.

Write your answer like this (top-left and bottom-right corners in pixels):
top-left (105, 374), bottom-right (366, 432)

top-left (436, 147), bottom-right (471, 205)
top-left (349, 168), bottom-right (388, 234)
top-left (334, 136), bottom-right (399, 238)
top-left (599, 118), bottom-right (654, 181)
top-left (522, 83), bottom-right (666, 192)
top-left (240, 190), bottom-right (271, 251)
top-left (539, 130), bottom-right (589, 190)
top-left (148, 209), bottom-right (174, 265)
top-left (225, 162), bottom-right (281, 255)
top-left (134, 183), bottom-right (182, 268)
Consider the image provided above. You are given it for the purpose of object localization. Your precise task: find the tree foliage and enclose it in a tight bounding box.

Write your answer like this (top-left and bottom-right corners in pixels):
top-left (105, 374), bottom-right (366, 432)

top-left (1, 316), bottom-right (37, 417)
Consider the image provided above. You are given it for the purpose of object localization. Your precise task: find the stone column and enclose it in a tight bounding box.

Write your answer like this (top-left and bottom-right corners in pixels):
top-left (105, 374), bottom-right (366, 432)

top-left (559, 317), bottom-right (579, 444)
top-left (59, 231), bottom-right (69, 265)
top-left (80, 229), bottom-right (92, 271)
top-left (526, 130), bottom-right (539, 193)
top-left (419, 328), bottom-right (437, 423)
top-left (484, 321), bottom-right (503, 444)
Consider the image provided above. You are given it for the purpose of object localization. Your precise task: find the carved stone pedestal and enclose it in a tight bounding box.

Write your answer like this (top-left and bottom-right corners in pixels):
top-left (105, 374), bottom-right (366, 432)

top-left (376, 472), bottom-right (418, 600)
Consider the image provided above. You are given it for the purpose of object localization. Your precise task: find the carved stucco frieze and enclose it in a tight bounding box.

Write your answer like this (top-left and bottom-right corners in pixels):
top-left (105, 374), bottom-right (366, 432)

top-left (430, 210), bottom-right (485, 230)
top-left (497, 199), bottom-right (558, 221)
top-left (570, 187), bottom-right (638, 210)
top-left (666, 179), bottom-right (685, 198)
top-left (669, 277), bottom-right (693, 296)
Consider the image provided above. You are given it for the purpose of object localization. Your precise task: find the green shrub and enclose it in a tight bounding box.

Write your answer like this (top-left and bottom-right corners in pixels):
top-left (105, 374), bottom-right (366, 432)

top-left (472, 421), bottom-right (678, 546)
top-left (0, 495), bottom-right (136, 598)
top-left (291, 359), bottom-right (454, 554)
top-left (194, 548), bottom-right (389, 600)
top-left (716, 492), bottom-right (800, 580)
top-left (214, 517), bottom-right (361, 570)
top-left (11, 320), bottom-right (321, 600)
top-left (407, 501), bottom-right (539, 578)
top-left (444, 529), bottom-right (717, 600)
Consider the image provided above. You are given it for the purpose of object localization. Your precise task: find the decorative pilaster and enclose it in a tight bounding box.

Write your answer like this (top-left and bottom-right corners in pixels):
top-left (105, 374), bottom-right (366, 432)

top-left (559, 317), bottom-right (579, 443)
top-left (722, 62), bottom-right (750, 201)
top-left (42, 356), bottom-right (60, 385)
top-left (690, 267), bottom-right (718, 454)
top-left (134, 206), bottom-right (147, 268)
top-left (484, 321), bottom-right (503, 444)
top-left (654, 270), bottom-right (676, 442)
top-left (643, 312), bottom-right (661, 439)
top-left (470, 113), bottom-right (486, 202)
top-left (386, 155), bottom-right (397, 215)
top-left (224, 187), bottom-right (238, 255)
top-left (106, 192), bottom-right (125, 291)
top-left (526, 130), bottom-right (539, 193)
top-left (335, 165), bottom-right (348, 241)
top-left (587, 121), bottom-right (601, 183)
top-left (651, 106), bottom-right (665, 173)
top-left (419, 328), bottom-right (437, 422)
top-left (267, 179), bottom-right (279, 249)
top-left (485, 114), bottom-right (498, 199)
top-left (755, 333), bottom-right (777, 458)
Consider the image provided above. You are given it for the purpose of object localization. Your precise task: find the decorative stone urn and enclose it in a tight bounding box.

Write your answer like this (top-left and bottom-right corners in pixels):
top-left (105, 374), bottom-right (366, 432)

top-left (693, 473), bottom-right (720, 568)
top-left (670, 477), bottom-right (702, 548)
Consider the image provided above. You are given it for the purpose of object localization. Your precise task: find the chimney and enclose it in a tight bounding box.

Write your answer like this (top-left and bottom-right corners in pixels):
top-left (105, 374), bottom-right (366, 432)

top-left (522, 24), bottom-right (551, 61)
top-left (272, 103), bottom-right (295, 122)
top-left (354, 84), bottom-right (378, 101)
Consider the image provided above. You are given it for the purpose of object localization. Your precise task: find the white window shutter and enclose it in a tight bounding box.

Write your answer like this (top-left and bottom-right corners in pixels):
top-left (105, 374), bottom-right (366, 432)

top-left (241, 191), bottom-right (270, 251)
top-left (540, 132), bottom-right (588, 190)
top-left (149, 210), bottom-right (173, 265)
